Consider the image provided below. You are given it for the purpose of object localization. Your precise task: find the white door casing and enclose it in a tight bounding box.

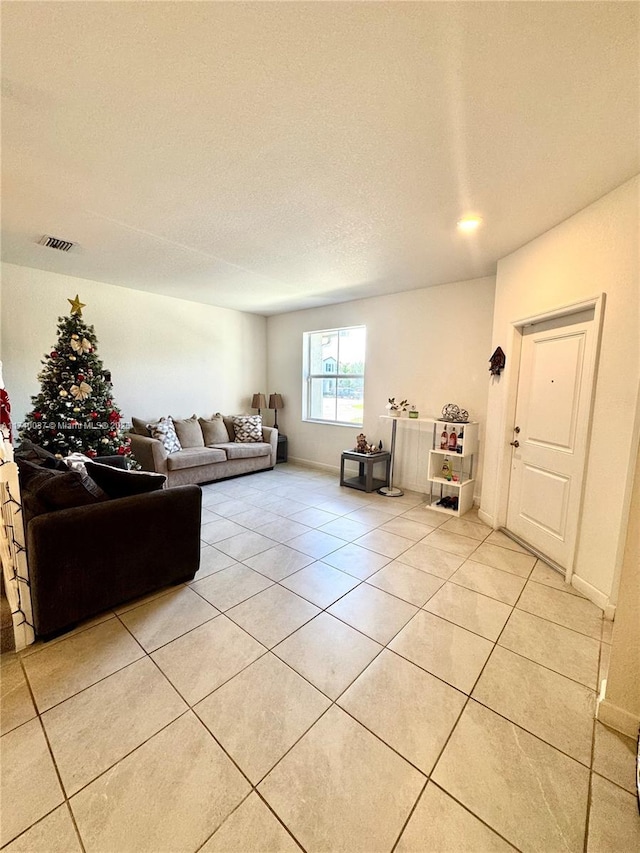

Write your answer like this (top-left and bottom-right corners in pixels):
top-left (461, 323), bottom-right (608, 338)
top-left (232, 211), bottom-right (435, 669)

top-left (506, 308), bottom-right (598, 572)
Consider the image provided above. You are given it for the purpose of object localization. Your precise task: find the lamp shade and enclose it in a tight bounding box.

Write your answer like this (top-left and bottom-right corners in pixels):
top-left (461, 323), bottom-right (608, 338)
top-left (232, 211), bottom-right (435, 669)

top-left (251, 393), bottom-right (267, 410)
top-left (268, 394), bottom-right (284, 410)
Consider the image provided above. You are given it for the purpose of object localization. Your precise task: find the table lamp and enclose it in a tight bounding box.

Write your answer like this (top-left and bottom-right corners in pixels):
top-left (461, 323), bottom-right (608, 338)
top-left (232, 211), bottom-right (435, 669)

top-left (268, 393), bottom-right (284, 429)
top-left (251, 393), bottom-right (267, 415)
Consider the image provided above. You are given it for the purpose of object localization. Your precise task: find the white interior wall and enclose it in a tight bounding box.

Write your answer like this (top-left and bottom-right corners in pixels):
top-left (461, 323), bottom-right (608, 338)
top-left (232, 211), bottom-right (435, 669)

top-left (597, 383), bottom-right (640, 737)
top-left (1, 263), bottom-right (267, 428)
top-left (481, 176), bottom-right (639, 607)
top-left (266, 277), bottom-right (496, 494)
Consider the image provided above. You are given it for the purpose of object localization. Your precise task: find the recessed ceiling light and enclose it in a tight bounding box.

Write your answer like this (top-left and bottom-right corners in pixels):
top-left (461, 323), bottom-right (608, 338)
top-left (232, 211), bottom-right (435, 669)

top-left (457, 216), bottom-right (482, 232)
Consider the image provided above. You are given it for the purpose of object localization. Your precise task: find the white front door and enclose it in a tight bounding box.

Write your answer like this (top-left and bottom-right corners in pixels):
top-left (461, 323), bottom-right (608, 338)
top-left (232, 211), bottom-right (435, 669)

top-left (506, 309), bottom-right (597, 571)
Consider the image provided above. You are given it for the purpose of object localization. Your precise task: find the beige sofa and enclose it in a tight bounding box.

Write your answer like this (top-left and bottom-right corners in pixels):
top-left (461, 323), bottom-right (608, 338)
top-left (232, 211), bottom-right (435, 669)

top-left (129, 415), bottom-right (277, 486)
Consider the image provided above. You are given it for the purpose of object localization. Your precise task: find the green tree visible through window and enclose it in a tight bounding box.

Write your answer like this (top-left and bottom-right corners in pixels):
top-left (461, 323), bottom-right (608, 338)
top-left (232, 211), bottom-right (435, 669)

top-left (303, 327), bottom-right (366, 425)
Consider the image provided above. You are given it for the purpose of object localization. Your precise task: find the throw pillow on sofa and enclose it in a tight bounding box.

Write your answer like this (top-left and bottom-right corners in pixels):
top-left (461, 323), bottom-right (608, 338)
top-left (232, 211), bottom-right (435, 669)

top-left (16, 458), bottom-right (59, 492)
top-left (17, 459), bottom-right (107, 517)
top-left (232, 415), bottom-right (263, 443)
top-left (15, 441), bottom-right (68, 471)
top-left (172, 415), bottom-right (204, 448)
top-left (199, 414), bottom-right (229, 445)
top-left (131, 417), bottom-right (151, 437)
top-left (37, 471), bottom-right (108, 509)
top-left (147, 416), bottom-right (182, 453)
top-left (85, 461), bottom-right (167, 499)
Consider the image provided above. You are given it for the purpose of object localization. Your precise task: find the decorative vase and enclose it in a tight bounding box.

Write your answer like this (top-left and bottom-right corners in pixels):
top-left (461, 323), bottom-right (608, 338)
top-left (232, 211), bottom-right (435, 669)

top-left (408, 411), bottom-right (419, 419)
top-left (389, 410), bottom-right (400, 417)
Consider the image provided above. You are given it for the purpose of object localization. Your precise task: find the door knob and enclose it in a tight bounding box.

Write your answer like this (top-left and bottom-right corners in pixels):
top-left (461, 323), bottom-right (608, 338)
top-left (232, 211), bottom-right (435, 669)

top-left (514, 426), bottom-right (521, 433)
top-left (510, 440), bottom-right (520, 448)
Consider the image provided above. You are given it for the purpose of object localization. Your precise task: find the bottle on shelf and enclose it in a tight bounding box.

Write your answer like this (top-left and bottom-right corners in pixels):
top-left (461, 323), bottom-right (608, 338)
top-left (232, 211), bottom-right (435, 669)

top-left (429, 420), bottom-right (477, 517)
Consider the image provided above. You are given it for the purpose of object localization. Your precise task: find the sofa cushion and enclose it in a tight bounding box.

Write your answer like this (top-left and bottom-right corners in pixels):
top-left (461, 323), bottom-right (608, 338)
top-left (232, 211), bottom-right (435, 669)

top-left (16, 458), bottom-right (57, 492)
top-left (17, 458), bottom-right (105, 519)
top-left (166, 447), bottom-right (227, 471)
top-left (131, 417), bottom-right (151, 437)
top-left (199, 414), bottom-right (229, 445)
top-left (86, 460), bottom-right (166, 498)
top-left (232, 415), bottom-right (263, 443)
top-left (172, 415), bottom-right (204, 448)
top-left (213, 442), bottom-right (271, 460)
top-left (148, 416), bottom-right (182, 453)
top-left (39, 471), bottom-right (108, 508)
top-left (222, 416), bottom-right (237, 441)
top-left (16, 441), bottom-right (67, 469)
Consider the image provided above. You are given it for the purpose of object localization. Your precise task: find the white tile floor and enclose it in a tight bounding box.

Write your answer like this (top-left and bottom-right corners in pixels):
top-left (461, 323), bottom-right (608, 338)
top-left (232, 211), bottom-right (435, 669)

top-left (1, 463), bottom-right (638, 852)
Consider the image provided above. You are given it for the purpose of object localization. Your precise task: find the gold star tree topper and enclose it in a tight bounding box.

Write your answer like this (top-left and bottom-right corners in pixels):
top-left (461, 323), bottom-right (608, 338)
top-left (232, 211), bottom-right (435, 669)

top-left (68, 294), bottom-right (86, 316)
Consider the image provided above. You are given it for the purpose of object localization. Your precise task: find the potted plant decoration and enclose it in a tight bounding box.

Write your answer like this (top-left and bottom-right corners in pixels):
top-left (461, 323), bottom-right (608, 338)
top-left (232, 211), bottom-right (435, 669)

top-left (386, 398), bottom-right (408, 416)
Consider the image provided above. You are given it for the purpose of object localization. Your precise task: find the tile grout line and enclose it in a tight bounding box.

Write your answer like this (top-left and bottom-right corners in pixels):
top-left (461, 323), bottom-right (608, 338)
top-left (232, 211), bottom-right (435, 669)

top-left (12, 655), bottom-right (89, 853)
top-left (582, 631), bottom-right (607, 853)
top-left (428, 780), bottom-right (524, 852)
top-left (388, 777), bottom-right (429, 853)
top-left (418, 562), bottom-right (535, 846)
top-left (422, 559), bottom-right (603, 851)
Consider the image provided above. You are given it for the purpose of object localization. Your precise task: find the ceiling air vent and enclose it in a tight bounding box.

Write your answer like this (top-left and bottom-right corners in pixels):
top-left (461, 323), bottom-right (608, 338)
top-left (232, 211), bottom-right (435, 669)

top-left (38, 235), bottom-right (76, 252)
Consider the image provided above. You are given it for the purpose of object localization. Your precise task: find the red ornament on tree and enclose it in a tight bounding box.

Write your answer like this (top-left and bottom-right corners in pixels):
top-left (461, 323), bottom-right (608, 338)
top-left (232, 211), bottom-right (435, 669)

top-left (50, 351), bottom-right (58, 359)
top-left (90, 411), bottom-right (98, 419)
top-left (33, 411), bottom-right (43, 420)
top-left (86, 448), bottom-right (97, 458)
top-left (108, 430), bottom-right (117, 438)
top-left (77, 373), bottom-right (85, 381)
top-left (108, 411), bottom-right (120, 423)
top-left (117, 445), bottom-right (126, 455)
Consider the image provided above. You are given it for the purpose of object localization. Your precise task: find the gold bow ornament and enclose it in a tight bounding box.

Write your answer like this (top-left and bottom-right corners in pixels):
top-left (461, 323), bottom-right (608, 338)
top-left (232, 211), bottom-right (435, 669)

top-left (70, 382), bottom-right (92, 401)
top-left (70, 337), bottom-right (92, 354)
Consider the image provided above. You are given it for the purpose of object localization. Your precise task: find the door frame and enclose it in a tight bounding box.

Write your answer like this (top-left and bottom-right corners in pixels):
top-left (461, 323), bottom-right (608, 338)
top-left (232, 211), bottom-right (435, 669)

top-left (494, 294), bottom-right (606, 583)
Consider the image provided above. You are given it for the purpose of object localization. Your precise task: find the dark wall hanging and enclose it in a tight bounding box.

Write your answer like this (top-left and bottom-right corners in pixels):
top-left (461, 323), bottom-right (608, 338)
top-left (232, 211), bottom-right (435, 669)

top-left (489, 347), bottom-right (506, 376)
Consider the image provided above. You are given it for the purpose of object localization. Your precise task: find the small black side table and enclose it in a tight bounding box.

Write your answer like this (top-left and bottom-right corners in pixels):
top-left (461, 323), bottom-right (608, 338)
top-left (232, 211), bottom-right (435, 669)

top-left (340, 450), bottom-right (391, 493)
top-left (276, 434), bottom-right (288, 463)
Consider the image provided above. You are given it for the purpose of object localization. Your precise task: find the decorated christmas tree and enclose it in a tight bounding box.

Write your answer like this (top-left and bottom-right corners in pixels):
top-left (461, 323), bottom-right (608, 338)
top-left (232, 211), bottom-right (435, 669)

top-left (20, 295), bottom-right (133, 460)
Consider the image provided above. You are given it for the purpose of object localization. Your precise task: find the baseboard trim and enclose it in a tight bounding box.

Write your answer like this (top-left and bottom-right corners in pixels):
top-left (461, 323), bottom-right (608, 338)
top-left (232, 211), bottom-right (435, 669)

top-left (478, 508), bottom-right (495, 527)
top-left (597, 692), bottom-right (640, 739)
top-left (571, 574), bottom-right (616, 619)
top-left (287, 456), bottom-right (340, 475)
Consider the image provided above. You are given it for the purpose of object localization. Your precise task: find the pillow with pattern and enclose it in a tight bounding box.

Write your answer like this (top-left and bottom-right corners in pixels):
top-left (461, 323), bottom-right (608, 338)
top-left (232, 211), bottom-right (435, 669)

top-left (147, 416), bottom-right (182, 453)
top-left (232, 415), bottom-right (263, 443)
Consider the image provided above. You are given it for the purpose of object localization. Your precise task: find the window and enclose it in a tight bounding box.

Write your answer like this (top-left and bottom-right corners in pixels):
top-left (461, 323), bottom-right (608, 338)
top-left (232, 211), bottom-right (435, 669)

top-left (303, 326), bottom-right (366, 425)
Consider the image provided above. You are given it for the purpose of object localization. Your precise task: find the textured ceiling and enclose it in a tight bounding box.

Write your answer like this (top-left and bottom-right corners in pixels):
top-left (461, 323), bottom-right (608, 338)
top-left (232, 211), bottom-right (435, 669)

top-left (1, 2), bottom-right (638, 315)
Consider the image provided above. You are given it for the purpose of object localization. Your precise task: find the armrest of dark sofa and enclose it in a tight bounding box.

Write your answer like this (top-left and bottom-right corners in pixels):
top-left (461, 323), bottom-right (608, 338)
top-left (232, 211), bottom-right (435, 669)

top-left (27, 484), bottom-right (202, 637)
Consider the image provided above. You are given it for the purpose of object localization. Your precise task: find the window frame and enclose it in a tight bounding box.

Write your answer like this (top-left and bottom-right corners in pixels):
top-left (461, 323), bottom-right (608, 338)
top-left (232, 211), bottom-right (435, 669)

top-left (302, 325), bottom-right (366, 427)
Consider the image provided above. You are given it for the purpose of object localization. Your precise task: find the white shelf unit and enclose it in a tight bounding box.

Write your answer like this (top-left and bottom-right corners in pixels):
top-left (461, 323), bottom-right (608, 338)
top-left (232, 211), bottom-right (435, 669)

top-left (427, 421), bottom-right (479, 517)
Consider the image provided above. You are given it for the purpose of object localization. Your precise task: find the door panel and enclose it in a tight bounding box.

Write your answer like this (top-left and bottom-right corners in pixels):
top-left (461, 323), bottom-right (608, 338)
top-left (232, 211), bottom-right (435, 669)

top-left (527, 334), bottom-right (584, 451)
top-left (506, 309), bottom-right (595, 570)
top-left (519, 464), bottom-right (570, 538)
